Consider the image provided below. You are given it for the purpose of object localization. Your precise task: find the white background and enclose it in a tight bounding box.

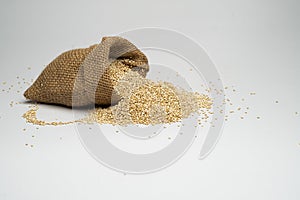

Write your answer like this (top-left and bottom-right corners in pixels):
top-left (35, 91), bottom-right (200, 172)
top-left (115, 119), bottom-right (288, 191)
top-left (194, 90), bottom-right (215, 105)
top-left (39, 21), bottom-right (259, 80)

top-left (0, 0), bottom-right (300, 199)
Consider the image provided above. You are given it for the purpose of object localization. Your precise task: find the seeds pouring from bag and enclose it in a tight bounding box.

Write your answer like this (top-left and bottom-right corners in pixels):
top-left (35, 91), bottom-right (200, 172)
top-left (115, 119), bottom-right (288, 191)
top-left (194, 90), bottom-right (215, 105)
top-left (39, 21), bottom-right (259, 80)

top-left (22, 36), bottom-right (213, 126)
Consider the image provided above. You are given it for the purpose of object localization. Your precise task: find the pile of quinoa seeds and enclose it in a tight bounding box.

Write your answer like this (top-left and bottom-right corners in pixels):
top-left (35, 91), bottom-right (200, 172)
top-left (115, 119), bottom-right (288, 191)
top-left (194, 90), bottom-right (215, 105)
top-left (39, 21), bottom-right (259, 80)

top-left (22, 70), bottom-right (213, 126)
top-left (3, 67), bottom-right (299, 149)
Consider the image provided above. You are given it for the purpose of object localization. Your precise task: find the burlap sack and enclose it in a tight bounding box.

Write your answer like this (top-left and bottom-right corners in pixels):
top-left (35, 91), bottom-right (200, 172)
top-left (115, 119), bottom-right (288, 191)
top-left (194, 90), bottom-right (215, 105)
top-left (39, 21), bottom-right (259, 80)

top-left (24, 36), bottom-right (149, 107)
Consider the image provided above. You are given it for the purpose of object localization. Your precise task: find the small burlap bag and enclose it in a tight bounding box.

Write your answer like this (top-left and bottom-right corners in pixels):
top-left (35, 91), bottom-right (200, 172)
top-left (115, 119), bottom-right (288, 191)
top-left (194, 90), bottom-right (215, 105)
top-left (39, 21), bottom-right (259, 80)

top-left (24, 36), bottom-right (149, 107)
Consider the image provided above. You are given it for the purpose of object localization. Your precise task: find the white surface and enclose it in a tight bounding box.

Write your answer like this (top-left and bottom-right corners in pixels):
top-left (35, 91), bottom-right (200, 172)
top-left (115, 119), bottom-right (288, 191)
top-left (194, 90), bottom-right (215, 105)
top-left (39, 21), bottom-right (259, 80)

top-left (0, 0), bottom-right (300, 199)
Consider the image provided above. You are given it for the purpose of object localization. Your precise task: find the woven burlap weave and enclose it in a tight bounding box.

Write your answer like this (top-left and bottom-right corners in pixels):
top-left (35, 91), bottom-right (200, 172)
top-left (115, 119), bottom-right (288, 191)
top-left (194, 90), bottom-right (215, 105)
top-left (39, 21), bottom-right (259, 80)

top-left (24, 36), bottom-right (149, 107)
